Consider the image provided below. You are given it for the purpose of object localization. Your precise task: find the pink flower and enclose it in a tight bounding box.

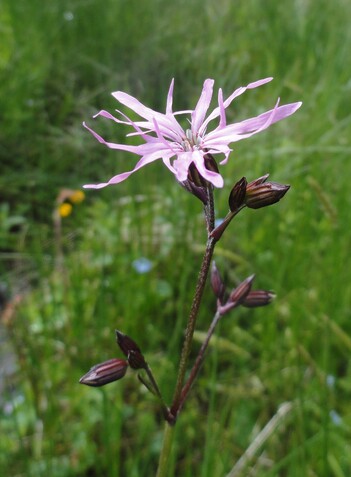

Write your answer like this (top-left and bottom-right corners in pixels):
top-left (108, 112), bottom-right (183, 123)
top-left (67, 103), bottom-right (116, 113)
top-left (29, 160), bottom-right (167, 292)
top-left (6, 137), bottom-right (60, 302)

top-left (83, 78), bottom-right (301, 189)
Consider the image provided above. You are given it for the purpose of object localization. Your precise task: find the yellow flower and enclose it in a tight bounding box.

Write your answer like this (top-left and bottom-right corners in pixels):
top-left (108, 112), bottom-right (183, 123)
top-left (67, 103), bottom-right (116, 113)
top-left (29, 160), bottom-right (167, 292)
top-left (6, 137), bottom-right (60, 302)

top-left (69, 190), bottom-right (85, 204)
top-left (58, 203), bottom-right (73, 218)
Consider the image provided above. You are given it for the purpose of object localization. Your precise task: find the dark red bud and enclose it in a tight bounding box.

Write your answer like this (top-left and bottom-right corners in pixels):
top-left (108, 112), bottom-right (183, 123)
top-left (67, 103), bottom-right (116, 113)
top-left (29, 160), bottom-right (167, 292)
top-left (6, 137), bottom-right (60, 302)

top-left (228, 177), bottom-right (247, 212)
top-left (187, 162), bottom-right (208, 188)
top-left (79, 358), bottom-right (128, 387)
top-left (228, 274), bottom-right (255, 305)
top-left (247, 174), bottom-right (270, 187)
top-left (184, 179), bottom-right (208, 204)
top-left (245, 177), bottom-right (290, 209)
top-left (127, 350), bottom-right (148, 370)
top-left (218, 275), bottom-right (256, 315)
top-left (116, 330), bottom-right (147, 369)
top-left (182, 154), bottom-right (219, 203)
top-left (210, 261), bottom-right (225, 302)
top-left (203, 153), bottom-right (219, 174)
top-left (116, 330), bottom-right (142, 356)
top-left (242, 290), bottom-right (275, 308)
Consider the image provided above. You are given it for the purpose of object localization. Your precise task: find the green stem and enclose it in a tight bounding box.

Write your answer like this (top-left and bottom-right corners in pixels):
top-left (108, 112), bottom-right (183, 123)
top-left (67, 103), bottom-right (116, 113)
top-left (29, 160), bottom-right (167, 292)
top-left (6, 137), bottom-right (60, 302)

top-left (170, 186), bottom-right (216, 418)
top-left (177, 310), bottom-right (221, 415)
top-left (156, 422), bottom-right (175, 477)
top-left (155, 186), bottom-right (216, 476)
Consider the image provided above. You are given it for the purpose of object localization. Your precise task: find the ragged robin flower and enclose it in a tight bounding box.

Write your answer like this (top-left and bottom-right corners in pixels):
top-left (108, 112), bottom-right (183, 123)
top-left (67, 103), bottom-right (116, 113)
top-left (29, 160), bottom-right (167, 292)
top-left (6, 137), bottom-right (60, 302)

top-left (84, 78), bottom-right (301, 189)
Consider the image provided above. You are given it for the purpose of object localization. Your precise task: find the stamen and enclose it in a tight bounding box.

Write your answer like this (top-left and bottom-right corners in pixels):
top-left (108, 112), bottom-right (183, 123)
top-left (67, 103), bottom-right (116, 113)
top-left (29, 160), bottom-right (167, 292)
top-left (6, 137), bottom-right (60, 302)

top-left (186, 129), bottom-right (194, 143)
top-left (184, 129), bottom-right (200, 149)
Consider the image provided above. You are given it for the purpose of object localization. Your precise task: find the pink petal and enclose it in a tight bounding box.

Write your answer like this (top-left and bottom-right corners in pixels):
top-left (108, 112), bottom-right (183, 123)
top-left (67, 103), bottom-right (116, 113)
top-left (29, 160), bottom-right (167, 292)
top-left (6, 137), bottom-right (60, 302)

top-left (84, 150), bottom-right (174, 189)
top-left (191, 79), bottom-right (214, 133)
top-left (93, 110), bottom-right (123, 123)
top-left (112, 91), bottom-right (157, 122)
top-left (83, 121), bottom-right (141, 153)
top-left (166, 79), bottom-right (175, 114)
top-left (246, 77), bottom-right (273, 89)
top-left (199, 77), bottom-right (274, 134)
top-left (162, 157), bottom-right (176, 174)
top-left (111, 90), bottom-right (184, 141)
top-left (205, 101), bottom-right (302, 146)
top-left (83, 121), bottom-right (174, 157)
top-left (218, 89), bottom-right (226, 128)
top-left (229, 101), bottom-right (302, 135)
top-left (94, 110), bottom-right (158, 144)
top-left (192, 151), bottom-right (224, 188)
top-left (152, 118), bottom-right (179, 155)
top-left (173, 152), bottom-right (193, 182)
top-left (172, 150), bottom-right (224, 188)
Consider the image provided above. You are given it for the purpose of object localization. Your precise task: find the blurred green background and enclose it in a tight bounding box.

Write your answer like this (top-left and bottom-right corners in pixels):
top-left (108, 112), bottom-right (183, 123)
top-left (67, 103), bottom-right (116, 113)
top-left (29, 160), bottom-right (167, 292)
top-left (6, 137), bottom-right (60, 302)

top-left (1, 0), bottom-right (351, 475)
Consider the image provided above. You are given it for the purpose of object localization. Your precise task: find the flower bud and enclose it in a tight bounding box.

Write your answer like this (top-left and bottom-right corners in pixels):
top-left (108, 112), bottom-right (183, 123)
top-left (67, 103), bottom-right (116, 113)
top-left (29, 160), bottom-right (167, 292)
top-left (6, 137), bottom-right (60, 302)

top-left (79, 358), bottom-right (128, 387)
top-left (245, 176), bottom-right (290, 209)
top-left (247, 174), bottom-right (270, 187)
top-left (187, 162), bottom-right (208, 188)
top-left (127, 350), bottom-right (148, 370)
top-left (182, 162), bottom-right (208, 203)
top-left (228, 274), bottom-right (255, 305)
top-left (210, 261), bottom-right (225, 302)
top-left (218, 275), bottom-right (256, 315)
top-left (242, 290), bottom-right (275, 308)
top-left (203, 153), bottom-right (220, 174)
top-left (183, 178), bottom-right (208, 204)
top-left (116, 330), bottom-right (141, 355)
top-left (116, 330), bottom-right (147, 369)
top-left (228, 177), bottom-right (247, 212)
top-left (182, 154), bottom-right (219, 203)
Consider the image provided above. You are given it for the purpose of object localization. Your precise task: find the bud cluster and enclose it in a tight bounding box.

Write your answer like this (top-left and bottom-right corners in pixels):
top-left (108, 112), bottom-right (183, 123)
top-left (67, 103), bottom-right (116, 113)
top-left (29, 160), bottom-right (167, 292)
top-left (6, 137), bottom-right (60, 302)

top-left (210, 262), bottom-right (274, 316)
top-left (211, 174), bottom-right (290, 241)
top-left (228, 174), bottom-right (290, 211)
top-left (79, 330), bottom-right (148, 388)
top-left (78, 165), bottom-right (291, 427)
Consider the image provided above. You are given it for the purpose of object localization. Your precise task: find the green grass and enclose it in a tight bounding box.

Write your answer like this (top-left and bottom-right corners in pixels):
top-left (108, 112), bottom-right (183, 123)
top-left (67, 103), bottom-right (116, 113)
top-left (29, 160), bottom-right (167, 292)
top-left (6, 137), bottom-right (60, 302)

top-left (1, 0), bottom-right (351, 475)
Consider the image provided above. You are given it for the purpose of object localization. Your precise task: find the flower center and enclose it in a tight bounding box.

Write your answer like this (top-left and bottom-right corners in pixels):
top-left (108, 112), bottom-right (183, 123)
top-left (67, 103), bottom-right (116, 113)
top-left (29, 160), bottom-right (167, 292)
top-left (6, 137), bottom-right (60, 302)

top-left (182, 129), bottom-right (200, 151)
